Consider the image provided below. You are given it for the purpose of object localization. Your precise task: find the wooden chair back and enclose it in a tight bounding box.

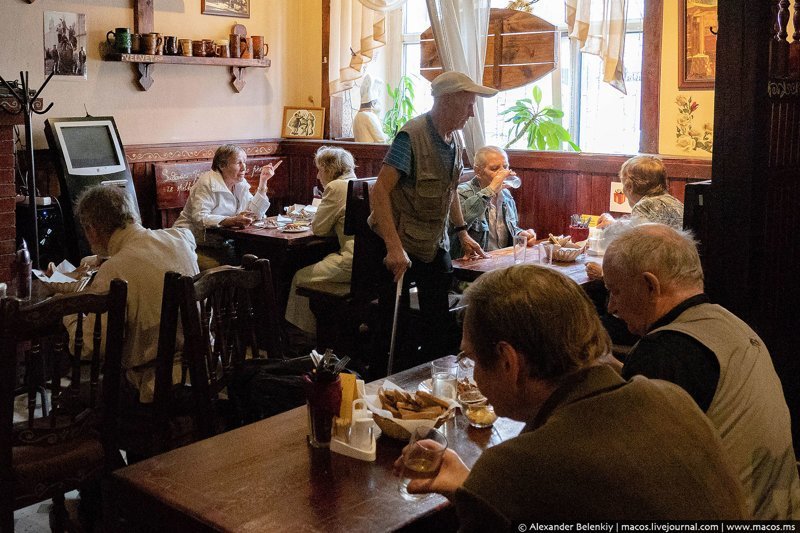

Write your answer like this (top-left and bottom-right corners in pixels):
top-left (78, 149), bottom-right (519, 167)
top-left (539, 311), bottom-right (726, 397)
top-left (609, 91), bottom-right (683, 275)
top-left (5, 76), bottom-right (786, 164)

top-left (0, 279), bottom-right (127, 530)
top-left (344, 177), bottom-right (384, 306)
top-left (178, 255), bottom-right (283, 437)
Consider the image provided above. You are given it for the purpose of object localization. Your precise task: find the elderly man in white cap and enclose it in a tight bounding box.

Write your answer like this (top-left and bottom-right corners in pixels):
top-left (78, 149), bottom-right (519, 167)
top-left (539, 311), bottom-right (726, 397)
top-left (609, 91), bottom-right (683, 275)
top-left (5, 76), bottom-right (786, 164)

top-left (369, 70), bottom-right (497, 367)
top-left (353, 74), bottom-right (387, 143)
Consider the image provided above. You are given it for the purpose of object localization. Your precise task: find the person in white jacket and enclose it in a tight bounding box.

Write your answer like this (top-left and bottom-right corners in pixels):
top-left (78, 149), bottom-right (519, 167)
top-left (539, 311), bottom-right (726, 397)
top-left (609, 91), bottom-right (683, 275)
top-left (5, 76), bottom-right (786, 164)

top-left (173, 144), bottom-right (280, 270)
top-left (285, 146), bottom-right (357, 334)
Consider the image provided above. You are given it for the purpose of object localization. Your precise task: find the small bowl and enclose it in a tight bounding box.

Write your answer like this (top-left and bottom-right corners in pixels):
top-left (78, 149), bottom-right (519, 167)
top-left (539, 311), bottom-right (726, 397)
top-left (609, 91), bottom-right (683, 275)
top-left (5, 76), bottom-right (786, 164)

top-left (552, 245), bottom-right (583, 263)
top-left (464, 404), bottom-right (497, 428)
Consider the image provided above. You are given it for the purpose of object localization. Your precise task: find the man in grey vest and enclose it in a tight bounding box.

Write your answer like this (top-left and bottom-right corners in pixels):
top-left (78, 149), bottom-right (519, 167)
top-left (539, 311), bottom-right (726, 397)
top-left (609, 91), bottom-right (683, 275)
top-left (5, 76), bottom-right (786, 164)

top-left (602, 223), bottom-right (800, 519)
top-left (370, 71), bottom-right (497, 365)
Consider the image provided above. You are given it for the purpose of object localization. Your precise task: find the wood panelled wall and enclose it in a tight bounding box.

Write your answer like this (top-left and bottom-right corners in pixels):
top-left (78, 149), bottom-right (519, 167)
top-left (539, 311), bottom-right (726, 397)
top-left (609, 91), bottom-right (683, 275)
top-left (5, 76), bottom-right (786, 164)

top-left (32, 140), bottom-right (711, 237)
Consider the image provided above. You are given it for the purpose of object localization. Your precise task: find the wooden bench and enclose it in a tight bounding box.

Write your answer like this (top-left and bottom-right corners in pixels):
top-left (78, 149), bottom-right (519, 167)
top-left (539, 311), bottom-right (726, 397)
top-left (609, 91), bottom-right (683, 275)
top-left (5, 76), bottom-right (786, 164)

top-left (154, 157), bottom-right (290, 229)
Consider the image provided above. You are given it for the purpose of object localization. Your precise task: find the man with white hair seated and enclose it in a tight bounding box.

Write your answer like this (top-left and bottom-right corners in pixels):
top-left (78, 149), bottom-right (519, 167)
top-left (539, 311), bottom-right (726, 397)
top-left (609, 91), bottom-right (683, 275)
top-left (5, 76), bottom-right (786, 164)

top-left (603, 223), bottom-right (800, 519)
top-left (449, 145), bottom-right (536, 259)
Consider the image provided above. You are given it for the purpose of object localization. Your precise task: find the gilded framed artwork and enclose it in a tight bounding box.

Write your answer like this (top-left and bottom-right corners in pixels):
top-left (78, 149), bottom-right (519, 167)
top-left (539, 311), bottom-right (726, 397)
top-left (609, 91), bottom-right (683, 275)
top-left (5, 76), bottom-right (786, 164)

top-left (201, 0), bottom-right (250, 18)
top-left (679, 0), bottom-right (718, 90)
top-left (282, 107), bottom-right (325, 139)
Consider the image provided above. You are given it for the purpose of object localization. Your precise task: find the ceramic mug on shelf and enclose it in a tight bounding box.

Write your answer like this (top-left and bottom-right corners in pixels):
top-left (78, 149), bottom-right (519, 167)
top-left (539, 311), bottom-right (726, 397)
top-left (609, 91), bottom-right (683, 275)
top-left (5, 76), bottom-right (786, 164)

top-left (192, 40), bottom-right (206, 57)
top-left (229, 33), bottom-right (245, 58)
top-left (203, 39), bottom-right (215, 57)
top-left (106, 27), bottom-right (132, 54)
top-left (215, 40), bottom-right (230, 58)
top-left (130, 33), bottom-right (142, 54)
top-left (241, 37), bottom-right (253, 59)
top-left (152, 33), bottom-right (164, 55)
top-left (178, 38), bottom-right (192, 56)
top-left (142, 33), bottom-right (162, 55)
top-left (163, 35), bottom-right (178, 55)
top-left (252, 36), bottom-right (268, 59)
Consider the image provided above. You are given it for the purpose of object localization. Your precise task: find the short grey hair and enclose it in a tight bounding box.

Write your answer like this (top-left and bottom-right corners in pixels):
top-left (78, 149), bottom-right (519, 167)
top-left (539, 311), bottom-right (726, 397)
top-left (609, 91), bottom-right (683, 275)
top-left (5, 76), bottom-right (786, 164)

top-left (620, 155), bottom-right (668, 196)
top-left (473, 145), bottom-right (507, 174)
top-left (314, 146), bottom-right (355, 179)
top-left (462, 265), bottom-right (610, 381)
top-left (212, 144), bottom-right (246, 173)
top-left (604, 223), bottom-right (704, 290)
top-left (75, 185), bottom-right (140, 237)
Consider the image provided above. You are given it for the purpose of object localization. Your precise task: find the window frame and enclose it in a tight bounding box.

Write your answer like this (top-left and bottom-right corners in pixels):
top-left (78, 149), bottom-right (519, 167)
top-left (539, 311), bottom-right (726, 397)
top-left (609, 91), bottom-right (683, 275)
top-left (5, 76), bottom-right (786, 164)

top-left (322, 0), bottom-right (663, 153)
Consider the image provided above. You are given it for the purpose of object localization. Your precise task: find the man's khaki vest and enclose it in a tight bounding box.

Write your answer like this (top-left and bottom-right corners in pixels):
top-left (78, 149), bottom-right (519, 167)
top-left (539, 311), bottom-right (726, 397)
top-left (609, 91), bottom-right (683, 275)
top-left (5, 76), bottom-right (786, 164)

top-left (649, 303), bottom-right (800, 519)
top-left (390, 114), bottom-right (463, 262)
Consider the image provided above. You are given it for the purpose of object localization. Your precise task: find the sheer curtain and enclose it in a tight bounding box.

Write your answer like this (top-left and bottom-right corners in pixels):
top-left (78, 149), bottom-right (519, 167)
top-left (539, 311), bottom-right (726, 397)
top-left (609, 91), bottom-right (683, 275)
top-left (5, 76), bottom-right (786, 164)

top-left (357, 0), bottom-right (409, 11)
top-left (329, 0), bottom-right (388, 95)
top-left (426, 0), bottom-right (491, 160)
top-left (565, 0), bottom-right (629, 94)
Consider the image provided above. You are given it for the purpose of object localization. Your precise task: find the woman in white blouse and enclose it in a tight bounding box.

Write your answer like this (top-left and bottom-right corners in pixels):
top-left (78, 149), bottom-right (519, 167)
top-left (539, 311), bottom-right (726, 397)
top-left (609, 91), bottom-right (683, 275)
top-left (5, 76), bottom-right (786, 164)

top-left (285, 146), bottom-right (357, 334)
top-left (173, 144), bottom-right (279, 270)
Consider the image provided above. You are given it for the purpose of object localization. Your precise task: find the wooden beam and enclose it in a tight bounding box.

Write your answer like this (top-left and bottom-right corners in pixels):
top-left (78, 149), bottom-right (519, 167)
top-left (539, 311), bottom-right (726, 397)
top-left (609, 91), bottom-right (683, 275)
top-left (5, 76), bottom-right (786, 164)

top-left (322, 0), bottom-right (331, 139)
top-left (134, 0), bottom-right (154, 35)
top-left (639, 0), bottom-right (663, 154)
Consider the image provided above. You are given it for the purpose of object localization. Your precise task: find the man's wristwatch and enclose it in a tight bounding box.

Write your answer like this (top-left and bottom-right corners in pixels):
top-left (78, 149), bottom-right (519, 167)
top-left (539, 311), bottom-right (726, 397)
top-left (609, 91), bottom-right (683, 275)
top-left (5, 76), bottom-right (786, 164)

top-left (453, 225), bottom-right (468, 234)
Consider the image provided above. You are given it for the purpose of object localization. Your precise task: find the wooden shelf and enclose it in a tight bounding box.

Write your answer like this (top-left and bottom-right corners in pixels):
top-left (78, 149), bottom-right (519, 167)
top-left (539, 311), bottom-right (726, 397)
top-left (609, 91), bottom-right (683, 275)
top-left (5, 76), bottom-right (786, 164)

top-left (105, 53), bottom-right (271, 92)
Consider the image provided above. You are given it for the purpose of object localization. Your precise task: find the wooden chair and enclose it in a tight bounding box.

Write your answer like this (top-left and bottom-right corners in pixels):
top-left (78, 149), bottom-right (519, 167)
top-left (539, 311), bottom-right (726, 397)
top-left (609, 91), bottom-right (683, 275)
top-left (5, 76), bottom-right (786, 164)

top-left (296, 178), bottom-right (384, 361)
top-left (0, 279), bottom-right (127, 532)
top-left (179, 254), bottom-right (286, 435)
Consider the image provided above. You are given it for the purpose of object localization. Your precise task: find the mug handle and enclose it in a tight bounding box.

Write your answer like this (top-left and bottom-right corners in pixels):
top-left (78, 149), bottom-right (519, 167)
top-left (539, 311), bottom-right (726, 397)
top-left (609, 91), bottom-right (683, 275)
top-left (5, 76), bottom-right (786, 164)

top-left (156, 37), bottom-right (163, 47)
top-left (262, 43), bottom-right (269, 57)
top-left (106, 30), bottom-right (115, 44)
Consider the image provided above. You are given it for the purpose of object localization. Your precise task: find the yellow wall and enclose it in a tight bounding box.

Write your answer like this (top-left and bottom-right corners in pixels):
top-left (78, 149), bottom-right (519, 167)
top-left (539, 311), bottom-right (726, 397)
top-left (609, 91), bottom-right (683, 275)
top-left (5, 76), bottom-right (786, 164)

top-left (658, 1), bottom-right (715, 157)
top-left (1, 0), bottom-right (321, 148)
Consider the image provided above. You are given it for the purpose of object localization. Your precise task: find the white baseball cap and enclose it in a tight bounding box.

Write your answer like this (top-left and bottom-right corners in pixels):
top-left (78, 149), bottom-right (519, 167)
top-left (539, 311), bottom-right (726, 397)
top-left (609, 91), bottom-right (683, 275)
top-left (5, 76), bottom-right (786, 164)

top-left (431, 71), bottom-right (498, 98)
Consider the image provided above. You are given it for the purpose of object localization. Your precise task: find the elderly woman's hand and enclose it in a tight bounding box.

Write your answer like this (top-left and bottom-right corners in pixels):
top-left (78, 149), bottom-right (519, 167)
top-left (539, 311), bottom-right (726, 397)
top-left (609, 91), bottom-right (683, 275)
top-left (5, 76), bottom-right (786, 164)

top-left (258, 160), bottom-right (282, 190)
top-left (221, 213), bottom-right (255, 229)
top-left (596, 213), bottom-right (615, 229)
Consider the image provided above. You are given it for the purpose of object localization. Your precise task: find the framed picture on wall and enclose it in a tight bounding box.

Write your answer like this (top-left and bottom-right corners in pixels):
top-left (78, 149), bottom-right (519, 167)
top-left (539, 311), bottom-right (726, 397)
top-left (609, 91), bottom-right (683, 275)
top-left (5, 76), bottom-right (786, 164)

top-left (44, 11), bottom-right (88, 79)
top-left (201, 0), bottom-right (250, 18)
top-left (282, 107), bottom-right (325, 140)
top-left (679, 0), bottom-right (718, 90)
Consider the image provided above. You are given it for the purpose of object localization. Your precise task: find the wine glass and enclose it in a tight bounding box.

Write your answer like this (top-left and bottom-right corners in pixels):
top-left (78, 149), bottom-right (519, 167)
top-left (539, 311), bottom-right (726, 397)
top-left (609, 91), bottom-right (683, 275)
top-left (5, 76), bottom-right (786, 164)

top-left (398, 427), bottom-right (448, 501)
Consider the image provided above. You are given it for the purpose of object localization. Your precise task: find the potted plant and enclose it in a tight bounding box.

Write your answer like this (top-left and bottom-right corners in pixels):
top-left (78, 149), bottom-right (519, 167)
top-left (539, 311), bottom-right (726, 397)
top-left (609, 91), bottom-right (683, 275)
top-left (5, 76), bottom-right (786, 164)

top-left (501, 85), bottom-right (580, 151)
top-left (382, 75), bottom-right (416, 140)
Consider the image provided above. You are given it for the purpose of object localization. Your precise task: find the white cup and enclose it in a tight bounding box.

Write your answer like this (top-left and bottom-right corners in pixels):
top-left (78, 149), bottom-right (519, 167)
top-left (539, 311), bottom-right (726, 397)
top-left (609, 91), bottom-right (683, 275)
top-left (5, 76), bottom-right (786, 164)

top-left (513, 234), bottom-right (527, 264)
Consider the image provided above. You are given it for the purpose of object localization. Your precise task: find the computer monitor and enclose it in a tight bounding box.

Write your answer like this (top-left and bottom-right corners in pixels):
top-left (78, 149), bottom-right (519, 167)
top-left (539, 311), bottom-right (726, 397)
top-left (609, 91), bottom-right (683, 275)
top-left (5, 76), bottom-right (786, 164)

top-left (45, 116), bottom-right (139, 262)
top-left (51, 120), bottom-right (127, 176)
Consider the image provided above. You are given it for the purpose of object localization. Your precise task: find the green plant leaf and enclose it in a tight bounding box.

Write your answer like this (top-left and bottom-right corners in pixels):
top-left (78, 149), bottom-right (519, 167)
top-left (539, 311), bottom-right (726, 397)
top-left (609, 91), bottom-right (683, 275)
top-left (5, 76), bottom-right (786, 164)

top-left (532, 85), bottom-right (542, 105)
top-left (543, 107), bottom-right (564, 119)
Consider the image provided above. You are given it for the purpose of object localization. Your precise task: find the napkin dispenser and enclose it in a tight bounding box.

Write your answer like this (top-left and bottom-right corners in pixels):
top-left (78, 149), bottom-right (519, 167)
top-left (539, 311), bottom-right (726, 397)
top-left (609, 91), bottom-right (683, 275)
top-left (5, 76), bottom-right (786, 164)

top-left (330, 399), bottom-right (377, 461)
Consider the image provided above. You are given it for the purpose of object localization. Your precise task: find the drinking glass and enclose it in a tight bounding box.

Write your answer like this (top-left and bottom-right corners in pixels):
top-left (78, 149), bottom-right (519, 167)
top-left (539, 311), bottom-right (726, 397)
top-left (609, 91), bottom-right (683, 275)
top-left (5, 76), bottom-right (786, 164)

top-left (540, 243), bottom-right (554, 265)
top-left (399, 427), bottom-right (448, 501)
top-left (431, 358), bottom-right (458, 401)
top-left (503, 175), bottom-right (522, 189)
top-left (513, 234), bottom-right (527, 264)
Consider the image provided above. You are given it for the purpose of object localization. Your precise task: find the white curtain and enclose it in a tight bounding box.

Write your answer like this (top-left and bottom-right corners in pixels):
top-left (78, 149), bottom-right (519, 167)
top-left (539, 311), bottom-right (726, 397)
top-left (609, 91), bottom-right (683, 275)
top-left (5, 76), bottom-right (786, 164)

top-left (565, 0), bottom-right (628, 94)
top-left (426, 0), bottom-right (491, 160)
top-left (330, 0), bottom-right (387, 95)
top-left (357, 0), bottom-right (409, 11)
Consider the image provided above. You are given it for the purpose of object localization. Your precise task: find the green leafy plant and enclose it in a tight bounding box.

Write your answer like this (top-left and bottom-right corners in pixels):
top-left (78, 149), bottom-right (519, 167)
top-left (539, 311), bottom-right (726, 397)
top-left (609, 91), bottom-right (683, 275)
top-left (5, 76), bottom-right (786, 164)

top-left (382, 75), bottom-right (416, 140)
top-left (501, 85), bottom-right (580, 151)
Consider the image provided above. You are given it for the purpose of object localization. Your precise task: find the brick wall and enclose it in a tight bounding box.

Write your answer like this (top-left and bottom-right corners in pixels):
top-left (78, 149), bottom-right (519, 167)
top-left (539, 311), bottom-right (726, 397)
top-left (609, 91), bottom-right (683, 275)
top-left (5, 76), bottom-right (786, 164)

top-left (0, 124), bottom-right (14, 284)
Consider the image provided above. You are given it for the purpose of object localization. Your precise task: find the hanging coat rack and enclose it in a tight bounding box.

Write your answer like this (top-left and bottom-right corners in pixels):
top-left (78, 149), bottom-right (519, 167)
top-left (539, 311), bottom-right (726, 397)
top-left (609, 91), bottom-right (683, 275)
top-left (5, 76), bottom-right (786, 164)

top-left (0, 70), bottom-right (55, 269)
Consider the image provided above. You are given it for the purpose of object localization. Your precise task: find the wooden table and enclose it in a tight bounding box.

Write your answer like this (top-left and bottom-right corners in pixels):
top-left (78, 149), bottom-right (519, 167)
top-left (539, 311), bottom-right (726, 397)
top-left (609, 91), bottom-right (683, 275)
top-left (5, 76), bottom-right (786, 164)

top-left (212, 218), bottom-right (337, 306)
top-left (453, 245), bottom-right (601, 285)
top-left (106, 361), bottom-right (524, 532)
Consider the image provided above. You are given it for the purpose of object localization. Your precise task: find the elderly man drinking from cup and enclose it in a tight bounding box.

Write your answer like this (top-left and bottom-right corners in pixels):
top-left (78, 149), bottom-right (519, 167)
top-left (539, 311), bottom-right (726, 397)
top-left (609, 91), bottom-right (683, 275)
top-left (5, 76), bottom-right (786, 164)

top-left (449, 145), bottom-right (536, 259)
top-left (395, 264), bottom-right (748, 525)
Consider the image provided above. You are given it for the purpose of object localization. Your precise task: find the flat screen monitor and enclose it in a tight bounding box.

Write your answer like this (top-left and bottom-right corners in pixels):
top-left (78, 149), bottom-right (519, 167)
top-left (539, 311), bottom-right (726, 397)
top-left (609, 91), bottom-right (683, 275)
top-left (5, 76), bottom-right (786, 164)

top-left (51, 120), bottom-right (127, 176)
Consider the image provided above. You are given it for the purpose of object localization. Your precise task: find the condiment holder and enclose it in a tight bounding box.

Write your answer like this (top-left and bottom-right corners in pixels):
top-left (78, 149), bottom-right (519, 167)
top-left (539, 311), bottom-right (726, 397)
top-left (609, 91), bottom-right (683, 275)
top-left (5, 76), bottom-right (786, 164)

top-left (330, 399), bottom-right (377, 461)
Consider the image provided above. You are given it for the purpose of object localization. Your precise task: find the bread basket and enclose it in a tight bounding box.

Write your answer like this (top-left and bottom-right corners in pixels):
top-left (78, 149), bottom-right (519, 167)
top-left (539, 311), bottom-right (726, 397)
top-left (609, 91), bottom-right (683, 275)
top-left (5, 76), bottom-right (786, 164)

top-left (372, 411), bottom-right (450, 441)
top-left (40, 276), bottom-right (91, 295)
top-left (552, 245), bottom-right (583, 262)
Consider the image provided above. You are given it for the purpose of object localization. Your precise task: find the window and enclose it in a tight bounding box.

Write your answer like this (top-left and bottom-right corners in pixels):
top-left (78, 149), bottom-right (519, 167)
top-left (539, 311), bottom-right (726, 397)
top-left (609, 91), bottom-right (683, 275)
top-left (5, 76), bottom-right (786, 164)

top-left (397, 0), bottom-right (645, 154)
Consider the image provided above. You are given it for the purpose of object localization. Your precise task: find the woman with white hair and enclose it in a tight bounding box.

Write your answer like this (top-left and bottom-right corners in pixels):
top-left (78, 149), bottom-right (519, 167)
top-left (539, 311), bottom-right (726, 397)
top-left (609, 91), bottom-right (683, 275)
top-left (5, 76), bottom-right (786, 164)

top-left (285, 146), bottom-right (358, 334)
top-left (173, 144), bottom-right (280, 270)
